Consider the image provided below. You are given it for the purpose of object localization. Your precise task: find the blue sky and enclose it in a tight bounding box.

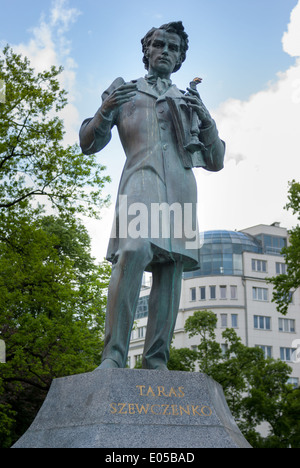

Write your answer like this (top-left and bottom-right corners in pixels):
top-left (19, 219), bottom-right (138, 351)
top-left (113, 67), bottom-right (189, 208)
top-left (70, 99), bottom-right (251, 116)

top-left (1, 0), bottom-right (300, 260)
top-left (1, 0), bottom-right (297, 105)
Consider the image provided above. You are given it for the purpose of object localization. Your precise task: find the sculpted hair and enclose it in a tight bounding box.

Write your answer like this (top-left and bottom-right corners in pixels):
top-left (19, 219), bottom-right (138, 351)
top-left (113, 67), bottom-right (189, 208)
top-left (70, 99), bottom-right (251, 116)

top-left (141, 21), bottom-right (189, 73)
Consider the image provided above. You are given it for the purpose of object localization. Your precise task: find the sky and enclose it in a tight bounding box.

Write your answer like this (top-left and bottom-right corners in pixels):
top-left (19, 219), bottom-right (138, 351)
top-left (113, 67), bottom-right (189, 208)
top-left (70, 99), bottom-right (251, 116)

top-left (1, 0), bottom-right (300, 261)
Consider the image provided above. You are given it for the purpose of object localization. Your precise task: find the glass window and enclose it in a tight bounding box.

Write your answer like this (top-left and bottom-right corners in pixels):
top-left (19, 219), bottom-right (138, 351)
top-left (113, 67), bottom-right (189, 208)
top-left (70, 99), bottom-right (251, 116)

top-left (135, 296), bottom-right (149, 319)
top-left (276, 262), bottom-right (286, 275)
top-left (135, 354), bottom-right (143, 366)
top-left (223, 254), bottom-right (233, 275)
top-left (252, 259), bottom-right (267, 272)
top-left (200, 286), bottom-right (206, 300)
top-left (259, 316), bottom-right (264, 329)
top-left (220, 285), bottom-right (227, 299)
top-left (253, 287), bottom-right (268, 301)
top-left (221, 314), bottom-right (227, 327)
top-left (280, 347), bottom-right (296, 362)
top-left (231, 314), bottom-right (238, 328)
top-left (287, 378), bottom-right (299, 389)
top-left (279, 318), bottom-right (295, 333)
top-left (264, 235), bottom-right (272, 248)
top-left (210, 286), bottom-right (216, 300)
top-left (254, 316), bottom-right (258, 329)
top-left (230, 285), bottom-right (237, 299)
top-left (256, 345), bottom-right (272, 359)
top-left (254, 316), bottom-right (271, 330)
top-left (190, 287), bottom-right (196, 301)
top-left (138, 327), bottom-right (146, 338)
top-left (212, 255), bottom-right (222, 275)
top-left (233, 254), bottom-right (243, 275)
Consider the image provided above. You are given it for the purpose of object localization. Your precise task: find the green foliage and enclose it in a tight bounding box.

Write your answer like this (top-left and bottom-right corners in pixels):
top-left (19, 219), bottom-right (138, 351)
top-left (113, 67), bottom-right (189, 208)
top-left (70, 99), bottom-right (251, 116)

top-left (268, 180), bottom-right (300, 315)
top-left (0, 45), bottom-right (110, 218)
top-left (0, 45), bottom-right (113, 446)
top-left (0, 214), bottom-right (111, 447)
top-left (184, 310), bottom-right (221, 374)
top-left (168, 347), bottom-right (198, 372)
top-left (171, 309), bottom-right (300, 448)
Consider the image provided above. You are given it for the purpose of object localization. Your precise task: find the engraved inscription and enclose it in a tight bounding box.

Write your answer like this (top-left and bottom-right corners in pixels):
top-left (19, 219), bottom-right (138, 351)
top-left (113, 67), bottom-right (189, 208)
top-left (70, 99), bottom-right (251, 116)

top-left (109, 384), bottom-right (213, 417)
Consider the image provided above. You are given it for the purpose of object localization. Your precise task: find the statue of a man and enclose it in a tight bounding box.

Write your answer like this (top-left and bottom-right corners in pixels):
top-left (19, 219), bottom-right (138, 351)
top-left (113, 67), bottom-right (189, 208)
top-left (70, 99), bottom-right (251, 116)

top-left (80, 22), bottom-right (225, 370)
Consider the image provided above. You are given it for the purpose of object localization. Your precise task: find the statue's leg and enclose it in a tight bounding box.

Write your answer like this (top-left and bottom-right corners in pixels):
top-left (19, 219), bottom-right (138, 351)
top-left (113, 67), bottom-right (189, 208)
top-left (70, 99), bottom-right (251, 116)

top-left (98, 240), bottom-right (153, 369)
top-left (142, 260), bottom-right (183, 370)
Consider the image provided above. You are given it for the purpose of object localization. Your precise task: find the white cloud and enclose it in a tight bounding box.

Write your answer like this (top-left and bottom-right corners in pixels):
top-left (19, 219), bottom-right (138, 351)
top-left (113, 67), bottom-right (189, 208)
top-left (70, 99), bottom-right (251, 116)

top-left (282, 1), bottom-right (300, 57)
top-left (50, 0), bottom-right (81, 33)
top-left (13, 0), bottom-right (81, 145)
top-left (16, 18), bottom-right (57, 73)
top-left (197, 0), bottom-right (300, 233)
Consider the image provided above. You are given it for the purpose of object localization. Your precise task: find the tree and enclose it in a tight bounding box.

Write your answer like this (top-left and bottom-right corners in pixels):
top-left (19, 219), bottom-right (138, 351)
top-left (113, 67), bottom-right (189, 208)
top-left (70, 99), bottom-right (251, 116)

top-left (171, 310), bottom-right (300, 448)
top-left (167, 346), bottom-right (198, 372)
top-left (0, 45), bottom-right (113, 448)
top-left (268, 180), bottom-right (300, 314)
top-left (0, 45), bottom-right (110, 218)
top-left (0, 214), bottom-right (111, 447)
top-left (184, 310), bottom-right (222, 373)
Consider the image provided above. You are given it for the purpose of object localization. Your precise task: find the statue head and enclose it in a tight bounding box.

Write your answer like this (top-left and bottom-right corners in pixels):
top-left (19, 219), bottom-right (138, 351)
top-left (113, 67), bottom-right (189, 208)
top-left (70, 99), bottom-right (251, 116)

top-left (141, 21), bottom-right (189, 73)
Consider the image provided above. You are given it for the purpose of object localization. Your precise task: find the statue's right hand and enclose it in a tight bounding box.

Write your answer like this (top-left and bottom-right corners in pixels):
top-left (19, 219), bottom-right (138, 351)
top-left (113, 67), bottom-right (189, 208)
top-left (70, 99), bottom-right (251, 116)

top-left (100, 82), bottom-right (137, 117)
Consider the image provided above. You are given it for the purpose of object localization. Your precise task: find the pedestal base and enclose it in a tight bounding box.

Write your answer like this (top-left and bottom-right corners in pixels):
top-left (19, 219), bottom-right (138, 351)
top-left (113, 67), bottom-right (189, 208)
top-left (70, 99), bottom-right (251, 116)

top-left (12, 369), bottom-right (251, 448)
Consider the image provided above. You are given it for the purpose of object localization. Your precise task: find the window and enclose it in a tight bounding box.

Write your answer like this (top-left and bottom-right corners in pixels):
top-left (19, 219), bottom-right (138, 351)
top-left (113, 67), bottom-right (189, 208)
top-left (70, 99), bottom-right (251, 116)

top-left (231, 314), bottom-right (238, 328)
top-left (276, 262), bottom-right (286, 275)
top-left (287, 377), bottom-right (299, 389)
top-left (262, 234), bottom-right (287, 255)
top-left (221, 314), bottom-right (228, 328)
top-left (280, 347), bottom-right (296, 362)
top-left (221, 314), bottom-right (238, 328)
top-left (137, 326), bottom-right (146, 339)
top-left (252, 259), bottom-right (267, 272)
top-left (252, 287), bottom-right (268, 301)
top-left (279, 290), bottom-right (294, 304)
top-left (135, 296), bottom-right (149, 319)
top-left (230, 285), bottom-right (237, 300)
top-left (135, 354), bottom-right (143, 366)
top-left (190, 287), bottom-right (196, 301)
top-left (254, 315), bottom-right (271, 330)
top-left (220, 285), bottom-right (227, 299)
top-left (200, 286), bottom-right (206, 300)
top-left (221, 343), bottom-right (229, 355)
top-left (256, 345), bottom-right (272, 359)
top-left (279, 318), bottom-right (295, 333)
top-left (210, 286), bottom-right (216, 300)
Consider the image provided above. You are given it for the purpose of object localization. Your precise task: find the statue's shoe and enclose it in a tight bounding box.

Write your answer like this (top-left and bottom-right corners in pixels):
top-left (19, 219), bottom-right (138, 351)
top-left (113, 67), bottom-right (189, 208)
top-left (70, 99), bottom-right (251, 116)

top-left (94, 358), bottom-right (119, 370)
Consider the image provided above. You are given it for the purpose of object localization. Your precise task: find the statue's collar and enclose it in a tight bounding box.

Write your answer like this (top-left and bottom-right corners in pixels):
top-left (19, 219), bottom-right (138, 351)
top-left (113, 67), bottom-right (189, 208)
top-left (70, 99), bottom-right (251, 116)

top-left (136, 77), bottom-right (184, 100)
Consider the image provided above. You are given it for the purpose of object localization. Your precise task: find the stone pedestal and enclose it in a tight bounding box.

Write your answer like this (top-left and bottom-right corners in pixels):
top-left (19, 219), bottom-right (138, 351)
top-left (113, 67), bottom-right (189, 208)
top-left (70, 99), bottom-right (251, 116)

top-left (12, 369), bottom-right (251, 448)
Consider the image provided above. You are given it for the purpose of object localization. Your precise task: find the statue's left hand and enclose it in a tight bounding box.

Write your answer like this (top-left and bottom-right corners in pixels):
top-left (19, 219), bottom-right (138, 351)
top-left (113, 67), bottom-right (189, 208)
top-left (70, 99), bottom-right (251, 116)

top-left (183, 87), bottom-right (212, 127)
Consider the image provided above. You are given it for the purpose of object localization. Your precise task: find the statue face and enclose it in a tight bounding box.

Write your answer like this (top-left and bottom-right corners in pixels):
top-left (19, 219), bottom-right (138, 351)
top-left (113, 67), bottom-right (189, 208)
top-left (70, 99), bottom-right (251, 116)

top-left (147, 30), bottom-right (181, 78)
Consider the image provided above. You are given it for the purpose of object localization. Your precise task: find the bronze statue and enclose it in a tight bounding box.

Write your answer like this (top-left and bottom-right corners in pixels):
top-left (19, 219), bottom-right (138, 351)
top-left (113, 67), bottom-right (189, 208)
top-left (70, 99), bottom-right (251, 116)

top-left (79, 22), bottom-right (225, 370)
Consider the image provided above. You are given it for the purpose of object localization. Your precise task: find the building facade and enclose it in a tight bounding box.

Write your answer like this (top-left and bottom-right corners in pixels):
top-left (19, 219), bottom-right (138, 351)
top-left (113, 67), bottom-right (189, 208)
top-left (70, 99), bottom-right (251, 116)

top-left (128, 224), bottom-right (300, 387)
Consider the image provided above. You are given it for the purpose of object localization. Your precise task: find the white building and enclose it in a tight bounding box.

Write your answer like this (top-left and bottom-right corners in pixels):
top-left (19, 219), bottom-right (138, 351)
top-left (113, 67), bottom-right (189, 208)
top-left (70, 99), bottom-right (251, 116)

top-left (128, 223), bottom-right (300, 387)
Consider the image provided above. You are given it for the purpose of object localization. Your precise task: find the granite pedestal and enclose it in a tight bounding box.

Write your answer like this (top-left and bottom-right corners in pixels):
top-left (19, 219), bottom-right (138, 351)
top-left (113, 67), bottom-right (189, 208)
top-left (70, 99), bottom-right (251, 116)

top-left (12, 369), bottom-right (251, 448)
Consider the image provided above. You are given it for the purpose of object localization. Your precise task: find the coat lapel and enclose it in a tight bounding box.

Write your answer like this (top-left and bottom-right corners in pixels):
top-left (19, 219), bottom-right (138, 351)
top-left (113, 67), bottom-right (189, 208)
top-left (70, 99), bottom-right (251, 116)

top-left (136, 77), bottom-right (185, 101)
top-left (136, 77), bottom-right (159, 98)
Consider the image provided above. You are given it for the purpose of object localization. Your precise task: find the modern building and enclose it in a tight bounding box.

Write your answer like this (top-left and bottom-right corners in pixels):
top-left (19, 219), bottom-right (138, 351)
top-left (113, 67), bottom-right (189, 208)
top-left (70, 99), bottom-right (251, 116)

top-left (128, 223), bottom-right (300, 387)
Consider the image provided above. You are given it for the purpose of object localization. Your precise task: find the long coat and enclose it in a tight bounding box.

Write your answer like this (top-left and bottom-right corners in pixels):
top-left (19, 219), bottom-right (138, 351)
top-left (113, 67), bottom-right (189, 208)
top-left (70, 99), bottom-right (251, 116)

top-left (80, 77), bottom-right (225, 272)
